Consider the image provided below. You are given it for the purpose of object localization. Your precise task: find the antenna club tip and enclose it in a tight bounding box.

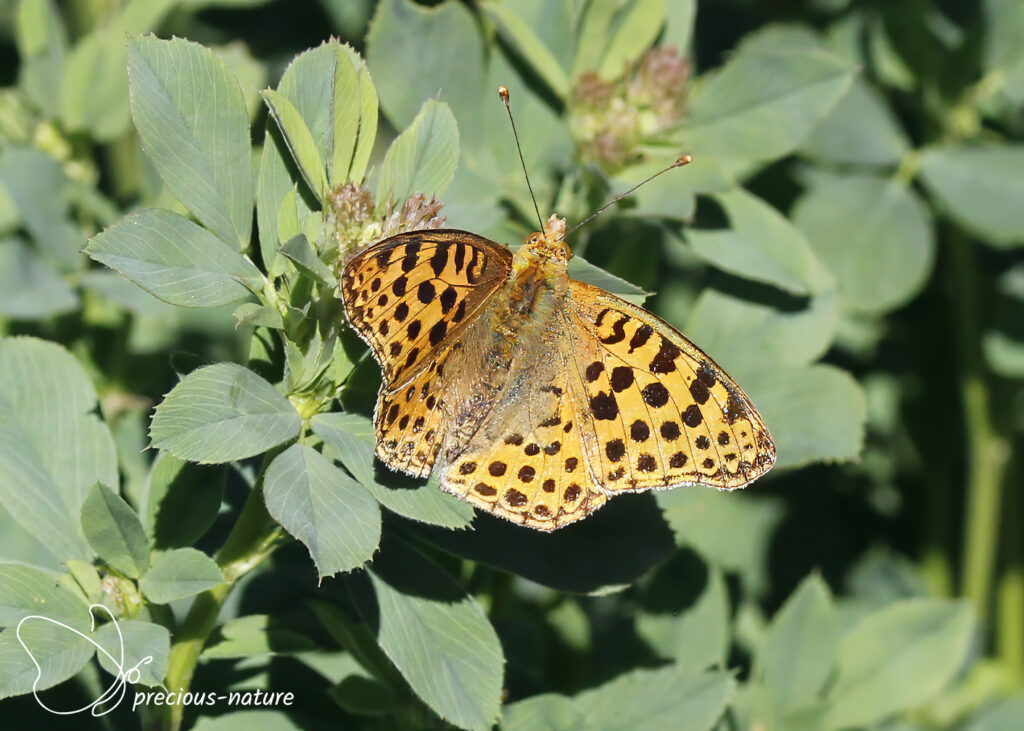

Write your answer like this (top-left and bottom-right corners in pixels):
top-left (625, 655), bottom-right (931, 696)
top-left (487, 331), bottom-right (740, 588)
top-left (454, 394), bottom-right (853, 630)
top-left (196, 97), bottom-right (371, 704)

top-left (497, 85), bottom-right (509, 104)
top-left (675, 154), bottom-right (694, 167)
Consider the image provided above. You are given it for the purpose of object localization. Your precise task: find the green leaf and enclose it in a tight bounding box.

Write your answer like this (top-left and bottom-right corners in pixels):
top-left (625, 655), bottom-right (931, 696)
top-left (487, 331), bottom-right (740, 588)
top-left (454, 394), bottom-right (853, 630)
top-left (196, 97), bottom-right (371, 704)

top-left (502, 693), bottom-right (583, 731)
top-left (15, 0), bottom-right (67, 118)
top-left (85, 209), bottom-right (262, 308)
top-left (744, 364), bottom-right (866, 470)
top-left (0, 183), bottom-right (17, 234)
top-left (964, 696), bottom-right (1024, 731)
top-left (637, 563), bottom-right (730, 672)
top-left (310, 412), bottom-right (474, 529)
top-left (261, 88), bottom-right (329, 199)
top-left (757, 575), bottom-right (838, 722)
top-left (610, 155), bottom-right (735, 222)
top-left (0, 338), bottom-right (116, 562)
top-left (95, 619), bottom-right (170, 688)
top-left (685, 188), bottom-right (830, 295)
top-left (329, 674), bottom-right (397, 716)
top-left (79, 270), bottom-right (171, 316)
top-left (257, 130), bottom-right (299, 279)
top-left (0, 563), bottom-right (89, 626)
top-left (823, 599), bottom-right (974, 729)
top-left (149, 363), bottom-right (301, 464)
top-left (60, 0), bottom-right (177, 141)
top-left (598, 0), bottom-right (668, 80)
top-left (351, 538), bottom-right (504, 730)
top-left (793, 172), bottom-right (934, 312)
top-left (484, 0), bottom-right (572, 98)
top-left (0, 147), bottom-right (82, 269)
top-left (139, 547), bottom-right (224, 603)
top-left (212, 40), bottom-right (268, 120)
top-left (309, 599), bottom-right (404, 688)
top-left (984, 326), bottom-right (1024, 378)
top-left (568, 256), bottom-right (650, 306)
top-left (0, 238), bottom-right (78, 318)
top-left (140, 452), bottom-right (225, 550)
top-left (0, 564), bottom-right (95, 698)
top-left (801, 78), bottom-right (910, 166)
top-left (573, 1), bottom-right (625, 79)
top-left (685, 289), bottom-right (839, 378)
top-left (325, 52), bottom-right (361, 187)
top-left (377, 99), bottom-right (459, 205)
top-left (676, 47), bottom-right (855, 162)
top-left (662, 0), bottom-right (697, 51)
top-left (983, 0), bottom-right (1024, 87)
top-left (263, 444), bottom-right (381, 578)
top-left (127, 35), bottom-right (254, 250)
top-left (366, 0), bottom-right (484, 140)
top-left (278, 234), bottom-right (337, 286)
top-left (655, 490), bottom-right (784, 595)
top-left (65, 560), bottom-right (103, 603)
top-left (80, 483), bottom-right (150, 578)
top-left (340, 46), bottom-right (379, 184)
top-left (202, 614), bottom-right (315, 659)
top-left (0, 614), bottom-right (95, 699)
top-left (256, 43), bottom-right (376, 274)
top-left (918, 145), bottom-right (1024, 248)
top-left (234, 302), bottom-right (284, 330)
top-left (276, 42), bottom-right (375, 186)
top-left (730, 22), bottom-right (822, 55)
top-left (574, 667), bottom-right (735, 730)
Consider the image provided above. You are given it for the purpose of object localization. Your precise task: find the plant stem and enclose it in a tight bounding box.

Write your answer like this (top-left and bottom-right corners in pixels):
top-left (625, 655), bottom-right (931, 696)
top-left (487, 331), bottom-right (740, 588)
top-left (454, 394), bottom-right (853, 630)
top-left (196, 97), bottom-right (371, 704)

top-left (997, 449), bottom-right (1023, 680)
top-left (948, 229), bottom-right (1011, 626)
top-left (154, 475), bottom-right (283, 731)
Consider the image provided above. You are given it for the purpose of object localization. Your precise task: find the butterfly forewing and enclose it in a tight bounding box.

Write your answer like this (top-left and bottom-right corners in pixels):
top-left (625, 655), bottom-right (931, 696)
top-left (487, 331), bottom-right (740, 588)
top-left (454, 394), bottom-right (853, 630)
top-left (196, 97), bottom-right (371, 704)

top-left (342, 231), bottom-right (512, 387)
top-left (342, 231), bottom-right (512, 475)
top-left (564, 280), bottom-right (775, 493)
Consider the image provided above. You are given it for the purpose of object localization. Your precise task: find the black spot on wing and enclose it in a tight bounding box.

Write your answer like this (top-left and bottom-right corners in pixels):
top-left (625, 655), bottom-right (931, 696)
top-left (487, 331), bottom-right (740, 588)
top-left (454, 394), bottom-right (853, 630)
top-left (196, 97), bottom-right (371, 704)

top-left (429, 246), bottom-right (447, 277)
top-left (600, 316), bottom-right (628, 344)
top-left (439, 286), bottom-right (457, 313)
top-left (628, 324), bottom-right (653, 353)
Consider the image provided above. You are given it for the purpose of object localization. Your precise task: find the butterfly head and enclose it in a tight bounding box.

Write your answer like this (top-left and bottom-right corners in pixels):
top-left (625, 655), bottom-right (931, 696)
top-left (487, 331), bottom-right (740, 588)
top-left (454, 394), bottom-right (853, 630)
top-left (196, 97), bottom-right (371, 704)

top-left (522, 214), bottom-right (571, 263)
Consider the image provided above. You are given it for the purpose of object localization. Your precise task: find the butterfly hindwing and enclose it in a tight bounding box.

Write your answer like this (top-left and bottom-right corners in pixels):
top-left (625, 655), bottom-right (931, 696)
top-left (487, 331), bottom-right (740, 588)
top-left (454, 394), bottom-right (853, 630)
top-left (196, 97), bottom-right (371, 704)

top-left (564, 280), bottom-right (776, 493)
top-left (371, 340), bottom-right (456, 478)
top-left (439, 355), bottom-right (607, 530)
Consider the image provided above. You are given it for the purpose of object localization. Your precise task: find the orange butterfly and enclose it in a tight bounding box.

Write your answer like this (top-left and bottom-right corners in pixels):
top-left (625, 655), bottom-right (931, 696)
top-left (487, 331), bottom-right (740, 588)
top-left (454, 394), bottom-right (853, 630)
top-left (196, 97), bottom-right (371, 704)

top-left (340, 91), bottom-right (774, 531)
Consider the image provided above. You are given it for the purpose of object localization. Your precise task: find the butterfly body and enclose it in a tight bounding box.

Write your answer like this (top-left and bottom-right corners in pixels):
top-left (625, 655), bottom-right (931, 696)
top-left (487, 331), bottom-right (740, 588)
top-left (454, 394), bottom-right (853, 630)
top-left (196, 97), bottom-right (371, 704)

top-left (341, 215), bottom-right (775, 531)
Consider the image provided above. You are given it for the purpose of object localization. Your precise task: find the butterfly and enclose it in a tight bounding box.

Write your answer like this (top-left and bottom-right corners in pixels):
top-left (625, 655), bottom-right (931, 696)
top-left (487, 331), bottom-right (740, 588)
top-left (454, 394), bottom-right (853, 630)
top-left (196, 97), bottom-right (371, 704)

top-left (340, 211), bottom-right (776, 531)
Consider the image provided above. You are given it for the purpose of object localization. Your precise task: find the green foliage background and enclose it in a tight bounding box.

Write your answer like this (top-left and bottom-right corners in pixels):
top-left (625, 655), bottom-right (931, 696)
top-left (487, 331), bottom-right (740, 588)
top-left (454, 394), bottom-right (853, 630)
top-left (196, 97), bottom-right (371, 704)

top-left (0, 0), bottom-right (1022, 729)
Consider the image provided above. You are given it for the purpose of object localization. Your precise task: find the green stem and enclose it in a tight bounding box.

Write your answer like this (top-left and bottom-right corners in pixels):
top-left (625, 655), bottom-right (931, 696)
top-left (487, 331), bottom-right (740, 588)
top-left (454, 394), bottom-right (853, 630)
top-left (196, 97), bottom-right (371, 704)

top-left (997, 448), bottom-right (1024, 679)
top-left (153, 470), bottom-right (284, 731)
top-left (949, 229), bottom-right (1011, 625)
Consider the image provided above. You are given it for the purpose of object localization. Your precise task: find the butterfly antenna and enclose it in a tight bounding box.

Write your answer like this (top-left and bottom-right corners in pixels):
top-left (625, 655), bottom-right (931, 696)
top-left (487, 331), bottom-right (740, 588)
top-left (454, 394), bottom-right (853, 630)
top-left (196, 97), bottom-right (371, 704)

top-left (498, 85), bottom-right (545, 231)
top-left (563, 155), bottom-right (694, 239)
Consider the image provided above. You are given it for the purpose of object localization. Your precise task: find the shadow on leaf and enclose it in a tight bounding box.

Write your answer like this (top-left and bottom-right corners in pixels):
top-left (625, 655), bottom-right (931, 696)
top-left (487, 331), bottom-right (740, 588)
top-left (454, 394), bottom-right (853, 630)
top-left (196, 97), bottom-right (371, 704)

top-left (414, 492), bottom-right (675, 594)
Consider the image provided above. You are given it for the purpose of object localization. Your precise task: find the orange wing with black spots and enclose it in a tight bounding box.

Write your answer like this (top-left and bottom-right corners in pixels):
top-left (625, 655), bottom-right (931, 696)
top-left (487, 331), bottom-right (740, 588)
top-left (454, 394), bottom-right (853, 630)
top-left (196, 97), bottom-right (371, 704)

top-left (440, 361), bottom-right (607, 530)
top-left (342, 219), bottom-right (774, 532)
top-left (563, 280), bottom-right (775, 493)
top-left (342, 230), bottom-right (512, 476)
top-left (341, 230), bottom-right (512, 386)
